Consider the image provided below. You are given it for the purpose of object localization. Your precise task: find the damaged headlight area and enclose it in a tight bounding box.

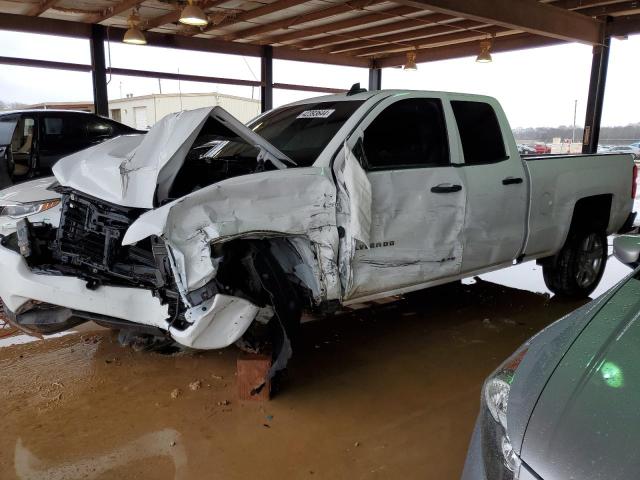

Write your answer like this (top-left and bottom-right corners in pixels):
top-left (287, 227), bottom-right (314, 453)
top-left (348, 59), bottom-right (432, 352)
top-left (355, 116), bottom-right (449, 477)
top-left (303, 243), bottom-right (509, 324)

top-left (480, 348), bottom-right (527, 480)
top-left (2, 188), bottom-right (190, 329)
top-left (0, 199), bottom-right (60, 219)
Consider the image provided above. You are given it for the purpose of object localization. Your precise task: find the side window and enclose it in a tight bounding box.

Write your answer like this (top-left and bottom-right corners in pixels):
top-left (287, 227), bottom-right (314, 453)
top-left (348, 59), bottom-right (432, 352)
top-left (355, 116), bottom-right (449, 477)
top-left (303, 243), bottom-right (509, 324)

top-left (43, 117), bottom-right (63, 135)
top-left (363, 98), bottom-right (450, 169)
top-left (41, 115), bottom-right (85, 149)
top-left (451, 101), bottom-right (507, 165)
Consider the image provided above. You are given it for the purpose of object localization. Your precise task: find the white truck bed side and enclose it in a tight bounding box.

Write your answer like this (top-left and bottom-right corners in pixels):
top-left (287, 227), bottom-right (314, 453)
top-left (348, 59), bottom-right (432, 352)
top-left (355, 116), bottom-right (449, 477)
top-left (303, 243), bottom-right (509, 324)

top-left (522, 153), bottom-right (634, 259)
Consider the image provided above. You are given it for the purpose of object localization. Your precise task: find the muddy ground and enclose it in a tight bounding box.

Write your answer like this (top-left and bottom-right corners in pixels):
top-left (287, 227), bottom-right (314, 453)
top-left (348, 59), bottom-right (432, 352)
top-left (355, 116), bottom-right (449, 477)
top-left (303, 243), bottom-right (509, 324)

top-left (0, 257), bottom-right (630, 480)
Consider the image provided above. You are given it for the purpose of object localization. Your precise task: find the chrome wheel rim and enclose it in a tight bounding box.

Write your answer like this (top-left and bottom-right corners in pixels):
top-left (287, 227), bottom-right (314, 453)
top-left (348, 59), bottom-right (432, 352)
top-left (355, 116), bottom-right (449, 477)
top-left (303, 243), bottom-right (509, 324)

top-left (576, 233), bottom-right (603, 288)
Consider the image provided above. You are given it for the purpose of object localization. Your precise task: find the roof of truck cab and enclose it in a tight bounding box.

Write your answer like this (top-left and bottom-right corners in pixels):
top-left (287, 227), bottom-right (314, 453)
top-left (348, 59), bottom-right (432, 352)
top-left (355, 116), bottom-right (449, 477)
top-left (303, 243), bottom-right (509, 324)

top-left (282, 89), bottom-right (498, 107)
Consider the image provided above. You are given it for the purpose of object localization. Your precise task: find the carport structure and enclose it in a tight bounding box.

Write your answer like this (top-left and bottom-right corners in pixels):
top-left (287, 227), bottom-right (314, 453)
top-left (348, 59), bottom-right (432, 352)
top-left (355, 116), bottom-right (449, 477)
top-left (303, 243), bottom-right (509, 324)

top-left (1, 0), bottom-right (639, 152)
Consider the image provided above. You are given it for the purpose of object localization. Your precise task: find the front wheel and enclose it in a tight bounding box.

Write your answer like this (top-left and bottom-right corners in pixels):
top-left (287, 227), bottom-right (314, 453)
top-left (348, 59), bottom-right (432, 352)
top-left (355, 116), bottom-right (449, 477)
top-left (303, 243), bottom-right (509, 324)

top-left (542, 230), bottom-right (607, 298)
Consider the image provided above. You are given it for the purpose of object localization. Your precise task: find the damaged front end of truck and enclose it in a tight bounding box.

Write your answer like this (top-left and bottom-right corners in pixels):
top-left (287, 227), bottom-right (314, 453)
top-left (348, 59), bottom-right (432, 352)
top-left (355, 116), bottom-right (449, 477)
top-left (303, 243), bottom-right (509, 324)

top-left (0, 102), bottom-right (368, 369)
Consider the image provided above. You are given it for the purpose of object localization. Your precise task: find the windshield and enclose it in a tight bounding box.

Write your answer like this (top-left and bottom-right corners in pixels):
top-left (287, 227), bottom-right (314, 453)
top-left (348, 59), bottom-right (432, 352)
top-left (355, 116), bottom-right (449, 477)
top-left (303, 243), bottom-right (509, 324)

top-left (209, 100), bottom-right (365, 167)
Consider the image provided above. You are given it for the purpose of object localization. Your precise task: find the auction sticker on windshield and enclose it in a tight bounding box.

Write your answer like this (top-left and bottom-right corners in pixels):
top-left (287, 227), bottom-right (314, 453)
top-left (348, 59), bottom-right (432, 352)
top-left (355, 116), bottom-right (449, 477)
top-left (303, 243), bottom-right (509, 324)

top-left (297, 109), bottom-right (335, 119)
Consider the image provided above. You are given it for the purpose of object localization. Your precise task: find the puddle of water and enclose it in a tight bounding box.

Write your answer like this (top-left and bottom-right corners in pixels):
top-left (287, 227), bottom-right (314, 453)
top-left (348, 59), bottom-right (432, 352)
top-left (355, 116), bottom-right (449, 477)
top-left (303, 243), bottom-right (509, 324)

top-left (0, 331), bottom-right (74, 349)
top-left (472, 241), bottom-right (633, 300)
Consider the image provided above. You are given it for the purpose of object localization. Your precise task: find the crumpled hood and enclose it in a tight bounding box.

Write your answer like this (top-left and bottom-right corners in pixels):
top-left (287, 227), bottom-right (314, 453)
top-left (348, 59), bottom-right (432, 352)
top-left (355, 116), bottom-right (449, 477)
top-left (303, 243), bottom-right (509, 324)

top-left (520, 270), bottom-right (640, 479)
top-left (52, 106), bottom-right (287, 209)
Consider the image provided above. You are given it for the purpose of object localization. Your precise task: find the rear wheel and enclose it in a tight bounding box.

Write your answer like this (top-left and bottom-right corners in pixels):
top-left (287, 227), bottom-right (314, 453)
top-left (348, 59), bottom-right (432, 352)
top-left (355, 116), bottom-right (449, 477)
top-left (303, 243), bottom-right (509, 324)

top-left (542, 229), bottom-right (607, 298)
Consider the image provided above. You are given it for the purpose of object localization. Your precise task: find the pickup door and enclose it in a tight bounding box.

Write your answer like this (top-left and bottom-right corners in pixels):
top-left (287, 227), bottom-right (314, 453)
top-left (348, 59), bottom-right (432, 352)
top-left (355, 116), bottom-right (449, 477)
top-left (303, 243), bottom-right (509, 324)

top-left (449, 96), bottom-right (528, 273)
top-left (344, 93), bottom-right (467, 300)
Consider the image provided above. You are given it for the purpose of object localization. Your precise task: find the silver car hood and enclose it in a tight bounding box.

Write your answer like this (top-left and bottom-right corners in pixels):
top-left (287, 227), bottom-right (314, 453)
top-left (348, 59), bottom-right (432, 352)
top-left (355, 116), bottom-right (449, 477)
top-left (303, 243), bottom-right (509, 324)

top-left (519, 271), bottom-right (640, 479)
top-left (0, 176), bottom-right (60, 204)
top-left (52, 106), bottom-right (289, 209)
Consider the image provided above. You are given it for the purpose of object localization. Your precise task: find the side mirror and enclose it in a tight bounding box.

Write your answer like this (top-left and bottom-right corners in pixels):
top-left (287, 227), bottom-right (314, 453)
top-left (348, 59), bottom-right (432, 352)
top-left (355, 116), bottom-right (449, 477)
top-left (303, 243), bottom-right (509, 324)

top-left (613, 235), bottom-right (640, 268)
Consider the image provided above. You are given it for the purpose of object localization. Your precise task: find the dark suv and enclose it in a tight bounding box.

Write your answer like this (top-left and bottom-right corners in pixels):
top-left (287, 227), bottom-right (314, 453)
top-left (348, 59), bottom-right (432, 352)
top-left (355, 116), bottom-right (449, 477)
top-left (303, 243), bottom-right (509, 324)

top-left (0, 110), bottom-right (143, 188)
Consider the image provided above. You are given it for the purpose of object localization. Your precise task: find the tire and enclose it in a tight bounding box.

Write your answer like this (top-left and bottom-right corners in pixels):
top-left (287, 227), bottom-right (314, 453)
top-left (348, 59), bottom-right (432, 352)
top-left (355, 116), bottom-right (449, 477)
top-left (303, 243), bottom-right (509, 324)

top-left (542, 229), bottom-right (607, 298)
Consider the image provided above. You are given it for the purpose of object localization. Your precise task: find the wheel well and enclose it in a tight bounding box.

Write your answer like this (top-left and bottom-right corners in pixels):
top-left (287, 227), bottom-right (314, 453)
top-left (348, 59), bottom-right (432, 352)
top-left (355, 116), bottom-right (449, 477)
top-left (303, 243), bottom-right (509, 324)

top-left (212, 237), bottom-right (320, 308)
top-left (569, 194), bottom-right (612, 234)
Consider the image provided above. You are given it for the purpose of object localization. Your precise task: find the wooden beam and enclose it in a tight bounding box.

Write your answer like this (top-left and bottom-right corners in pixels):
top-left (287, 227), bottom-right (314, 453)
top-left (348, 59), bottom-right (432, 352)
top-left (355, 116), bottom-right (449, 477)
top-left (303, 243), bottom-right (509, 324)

top-left (87, 0), bottom-right (145, 24)
top-left (200, 0), bottom-right (310, 35)
top-left (551, 0), bottom-right (624, 10)
top-left (141, 8), bottom-right (181, 31)
top-left (0, 12), bottom-right (91, 38)
top-left (106, 67), bottom-right (347, 92)
top-left (324, 19), bottom-right (486, 53)
top-left (272, 44), bottom-right (370, 66)
top-left (391, 0), bottom-right (604, 44)
top-left (224, 0), bottom-right (386, 41)
top-left (608, 12), bottom-right (640, 35)
top-left (351, 25), bottom-right (511, 57)
top-left (108, 66), bottom-right (261, 87)
top-left (297, 12), bottom-right (458, 50)
top-left (26, 0), bottom-right (59, 17)
top-left (578, 1), bottom-right (640, 17)
top-left (0, 55), bottom-right (91, 72)
top-left (375, 32), bottom-right (563, 67)
top-left (266, 5), bottom-right (420, 44)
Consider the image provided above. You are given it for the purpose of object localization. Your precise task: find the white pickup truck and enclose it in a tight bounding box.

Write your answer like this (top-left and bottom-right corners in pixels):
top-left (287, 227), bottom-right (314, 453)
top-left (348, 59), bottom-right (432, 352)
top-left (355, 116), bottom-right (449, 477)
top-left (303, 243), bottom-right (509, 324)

top-left (0, 89), bottom-right (635, 360)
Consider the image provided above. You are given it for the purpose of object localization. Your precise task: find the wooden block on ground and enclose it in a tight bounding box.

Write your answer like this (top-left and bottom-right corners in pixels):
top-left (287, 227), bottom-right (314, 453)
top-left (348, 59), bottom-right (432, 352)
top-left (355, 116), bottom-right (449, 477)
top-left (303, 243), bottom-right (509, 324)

top-left (237, 353), bottom-right (272, 401)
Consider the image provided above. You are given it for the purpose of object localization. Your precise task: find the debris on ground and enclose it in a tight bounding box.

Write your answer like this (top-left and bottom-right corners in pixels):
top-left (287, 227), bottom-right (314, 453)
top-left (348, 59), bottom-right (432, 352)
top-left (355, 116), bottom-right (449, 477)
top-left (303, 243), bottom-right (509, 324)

top-left (81, 334), bottom-right (102, 344)
top-left (170, 388), bottom-right (181, 399)
top-left (217, 399), bottom-right (230, 406)
top-left (188, 380), bottom-right (202, 391)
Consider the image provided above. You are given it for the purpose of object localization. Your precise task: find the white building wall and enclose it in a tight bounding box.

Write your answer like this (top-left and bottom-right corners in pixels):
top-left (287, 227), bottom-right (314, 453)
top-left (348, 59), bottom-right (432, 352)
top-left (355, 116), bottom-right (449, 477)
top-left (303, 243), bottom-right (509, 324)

top-left (109, 93), bottom-right (260, 130)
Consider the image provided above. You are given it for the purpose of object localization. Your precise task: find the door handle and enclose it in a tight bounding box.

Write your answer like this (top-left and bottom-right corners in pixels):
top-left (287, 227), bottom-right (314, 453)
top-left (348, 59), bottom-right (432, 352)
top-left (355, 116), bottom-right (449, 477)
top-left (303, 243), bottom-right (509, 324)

top-left (502, 177), bottom-right (523, 185)
top-left (431, 183), bottom-right (462, 193)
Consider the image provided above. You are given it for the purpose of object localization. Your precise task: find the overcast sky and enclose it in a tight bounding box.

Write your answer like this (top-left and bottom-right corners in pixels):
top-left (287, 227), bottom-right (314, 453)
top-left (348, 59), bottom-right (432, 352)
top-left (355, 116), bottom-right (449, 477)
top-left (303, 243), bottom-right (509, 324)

top-left (0, 30), bottom-right (638, 128)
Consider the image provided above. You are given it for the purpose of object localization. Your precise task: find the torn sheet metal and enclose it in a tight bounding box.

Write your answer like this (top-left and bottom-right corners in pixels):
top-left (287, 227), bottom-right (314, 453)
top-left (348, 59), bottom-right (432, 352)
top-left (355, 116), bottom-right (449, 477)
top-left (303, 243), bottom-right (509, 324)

top-left (334, 141), bottom-right (372, 296)
top-left (339, 155), bottom-right (466, 300)
top-left (122, 167), bottom-right (341, 302)
top-left (342, 142), bottom-right (372, 246)
top-left (52, 107), bottom-right (292, 209)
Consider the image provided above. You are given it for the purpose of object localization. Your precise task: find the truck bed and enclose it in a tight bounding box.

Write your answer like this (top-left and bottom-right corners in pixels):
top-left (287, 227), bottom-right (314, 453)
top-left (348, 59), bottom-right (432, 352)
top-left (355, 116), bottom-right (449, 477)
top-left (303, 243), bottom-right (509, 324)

top-left (521, 152), bottom-right (634, 259)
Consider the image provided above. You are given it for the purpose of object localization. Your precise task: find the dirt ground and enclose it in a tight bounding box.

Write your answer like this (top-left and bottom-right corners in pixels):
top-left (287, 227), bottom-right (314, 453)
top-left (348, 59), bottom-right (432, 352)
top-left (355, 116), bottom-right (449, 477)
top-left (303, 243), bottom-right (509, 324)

top-left (0, 257), bottom-right (630, 480)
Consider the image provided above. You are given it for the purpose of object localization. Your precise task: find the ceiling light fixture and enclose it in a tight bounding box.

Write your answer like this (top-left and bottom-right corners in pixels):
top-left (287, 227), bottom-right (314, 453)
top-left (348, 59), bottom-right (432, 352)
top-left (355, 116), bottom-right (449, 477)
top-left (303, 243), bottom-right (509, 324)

top-left (476, 37), bottom-right (493, 63)
top-left (180, 0), bottom-right (209, 27)
top-left (123, 7), bottom-right (146, 45)
top-left (404, 50), bottom-right (417, 71)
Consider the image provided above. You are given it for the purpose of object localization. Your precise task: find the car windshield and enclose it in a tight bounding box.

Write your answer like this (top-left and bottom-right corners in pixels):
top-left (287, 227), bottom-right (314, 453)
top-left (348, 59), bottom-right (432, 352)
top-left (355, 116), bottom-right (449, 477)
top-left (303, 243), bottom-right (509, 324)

top-left (206, 100), bottom-right (365, 167)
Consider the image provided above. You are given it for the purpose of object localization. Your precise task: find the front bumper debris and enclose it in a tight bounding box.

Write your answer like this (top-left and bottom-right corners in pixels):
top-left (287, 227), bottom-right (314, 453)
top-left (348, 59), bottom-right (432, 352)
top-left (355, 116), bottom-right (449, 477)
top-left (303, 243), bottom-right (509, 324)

top-left (0, 243), bottom-right (258, 348)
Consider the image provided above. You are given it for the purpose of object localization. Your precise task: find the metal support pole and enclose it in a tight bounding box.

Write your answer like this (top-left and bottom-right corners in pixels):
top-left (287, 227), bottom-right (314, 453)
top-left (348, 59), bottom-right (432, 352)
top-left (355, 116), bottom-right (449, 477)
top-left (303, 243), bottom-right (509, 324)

top-left (261, 45), bottom-right (273, 113)
top-left (90, 24), bottom-right (109, 117)
top-left (368, 67), bottom-right (382, 91)
top-left (582, 35), bottom-right (611, 154)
